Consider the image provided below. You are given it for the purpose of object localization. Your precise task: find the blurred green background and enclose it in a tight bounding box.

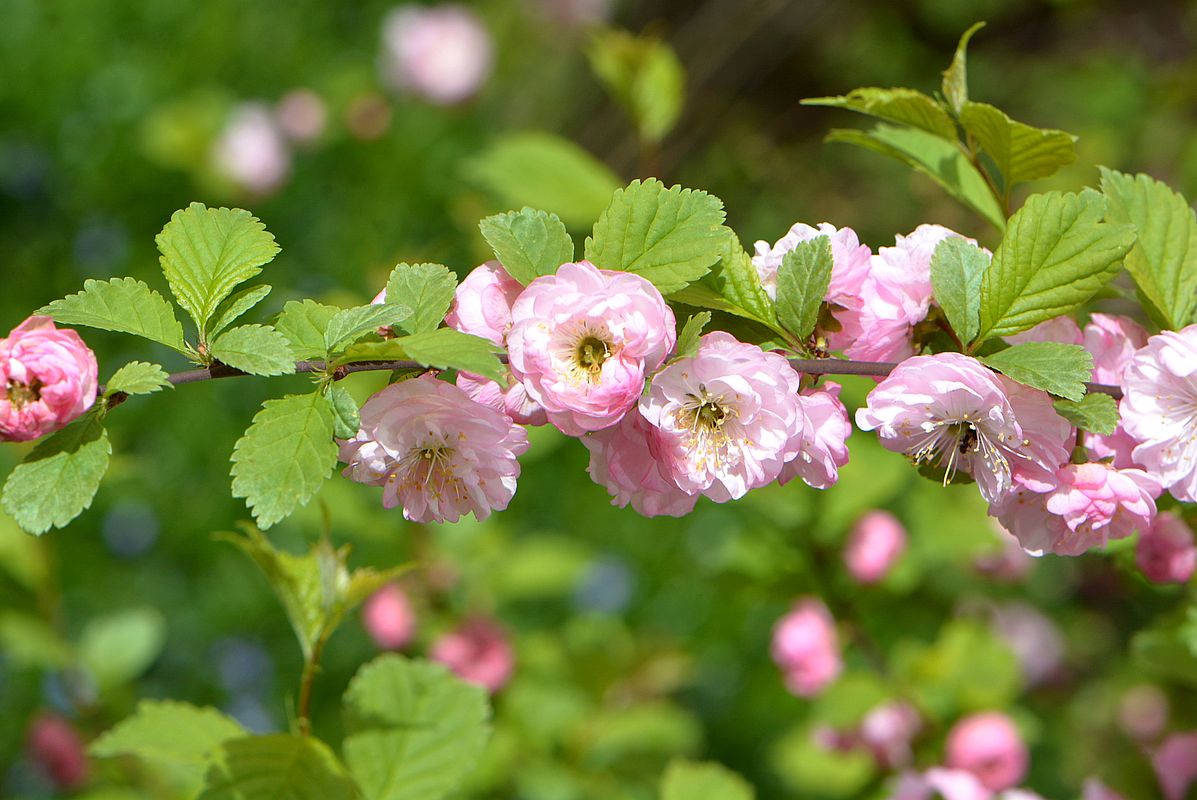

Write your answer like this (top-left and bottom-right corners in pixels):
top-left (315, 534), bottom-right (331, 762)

top-left (2, 0), bottom-right (1197, 797)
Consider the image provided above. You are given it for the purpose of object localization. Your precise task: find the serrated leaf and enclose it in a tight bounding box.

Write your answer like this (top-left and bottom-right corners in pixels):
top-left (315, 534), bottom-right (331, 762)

top-left (156, 203), bottom-right (280, 335)
top-left (1100, 168), bottom-right (1197, 329)
top-left (775, 235), bottom-right (833, 341)
top-left (670, 234), bottom-right (778, 329)
top-left (942, 21), bottom-right (985, 115)
top-left (588, 29), bottom-right (685, 144)
top-left (976, 191), bottom-right (1136, 342)
top-left (324, 304), bottom-right (414, 354)
top-left (385, 263), bottom-right (457, 335)
top-left (980, 342), bottom-right (1093, 401)
top-left (826, 124), bottom-right (1005, 231)
top-left (1054, 392), bottom-right (1118, 435)
top-left (478, 208), bottom-right (575, 285)
top-left (931, 237), bottom-right (990, 345)
top-left (661, 760), bottom-right (755, 800)
top-left (1, 414), bottom-right (110, 535)
top-left (210, 325), bottom-right (296, 377)
top-left (39, 277), bottom-right (187, 351)
top-left (79, 607), bottom-right (166, 690)
top-left (329, 386), bottom-right (360, 439)
top-left (230, 393), bottom-right (338, 529)
top-left (209, 284), bottom-right (273, 338)
top-left (802, 87), bottom-right (956, 140)
top-left (199, 734), bottom-right (357, 800)
top-left (959, 102), bottom-right (1076, 187)
top-left (343, 655), bottom-right (491, 800)
top-left (396, 329), bottom-right (506, 383)
top-left (275, 300), bottom-right (340, 360)
top-left (106, 362), bottom-right (172, 396)
top-left (674, 312), bottom-right (711, 360)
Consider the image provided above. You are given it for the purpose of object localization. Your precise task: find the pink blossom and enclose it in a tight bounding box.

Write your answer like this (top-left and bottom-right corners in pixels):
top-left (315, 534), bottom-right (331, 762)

top-left (856, 353), bottom-right (1072, 503)
top-left (843, 510), bottom-right (906, 584)
top-left (212, 103), bottom-right (291, 195)
top-left (275, 89), bottom-right (327, 144)
top-left (974, 523), bottom-right (1034, 581)
top-left (1154, 731), bottom-right (1197, 800)
top-left (430, 618), bottom-right (514, 693)
top-left (1080, 314), bottom-right (1148, 467)
top-left (362, 583), bottom-right (416, 650)
top-left (860, 701), bottom-right (921, 768)
top-left (508, 261), bottom-right (674, 436)
top-left (1041, 463), bottom-right (1160, 555)
top-left (1081, 778), bottom-right (1127, 800)
top-left (945, 712), bottom-right (1028, 791)
top-left (581, 409), bottom-right (698, 518)
top-left (771, 598), bottom-right (841, 698)
top-left (1136, 511), bottom-right (1197, 584)
top-left (26, 713), bottom-right (88, 791)
top-left (990, 602), bottom-right (1064, 687)
top-left (1, 316), bottom-right (97, 442)
top-left (890, 769), bottom-right (993, 800)
top-left (641, 332), bottom-right (803, 502)
top-left (1118, 684), bottom-right (1169, 741)
top-left (338, 375), bottom-right (529, 523)
top-left (779, 382), bottom-right (852, 490)
top-left (1003, 316), bottom-right (1083, 346)
top-left (380, 5), bottom-right (493, 105)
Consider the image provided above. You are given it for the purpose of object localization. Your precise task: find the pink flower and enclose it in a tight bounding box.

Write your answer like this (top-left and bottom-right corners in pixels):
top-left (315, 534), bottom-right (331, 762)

top-left (843, 510), bottom-right (906, 584)
top-left (275, 89), bottom-right (327, 144)
top-left (945, 712), bottom-right (1029, 791)
top-left (856, 353), bottom-right (1072, 503)
top-left (380, 5), bottom-right (493, 105)
top-left (990, 602), bottom-right (1064, 687)
top-left (974, 522), bottom-right (1034, 581)
top-left (430, 618), bottom-right (514, 693)
top-left (1136, 511), bottom-right (1197, 584)
top-left (508, 261), bottom-right (675, 436)
top-left (640, 332), bottom-right (803, 502)
top-left (771, 598), bottom-right (841, 697)
top-left (1118, 684), bottom-right (1169, 741)
top-left (988, 488), bottom-right (1068, 557)
top-left (26, 713), bottom-right (89, 791)
top-left (362, 583), bottom-right (416, 650)
top-left (581, 409), bottom-right (698, 518)
top-left (1003, 316), bottom-right (1083, 346)
top-left (1041, 463), bottom-right (1160, 555)
top-left (1, 316), bottom-right (98, 442)
top-left (1153, 731), bottom-right (1197, 800)
top-left (212, 103), bottom-right (291, 195)
top-left (1121, 325), bottom-right (1197, 501)
top-left (338, 375), bottom-right (529, 523)
top-left (1082, 778), bottom-right (1127, 800)
top-left (780, 382), bottom-right (852, 490)
top-left (890, 769), bottom-right (992, 800)
top-left (1080, 314), bottom-right (1148, 467)
top-left (860, 701), bottom-right (921, 768)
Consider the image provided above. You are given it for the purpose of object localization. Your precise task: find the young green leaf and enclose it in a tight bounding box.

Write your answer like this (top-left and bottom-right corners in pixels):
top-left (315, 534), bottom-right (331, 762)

top-left (930, 237), bottom-right (990, 345)
top-left (980, 342), bottom-right (1093, 401)
top-left (106, 361), bottom-right (172, 396)
top-left (775, 236), bottom-right (834, 341)
top-left (199, 734), bottom-right (357, 800)
top-left (230, 392), bottom-right (338, 529)
top-left (385, 263), bottom-right (457, 335)
top-left (328, 385), bottom-right (360, 439)
top-left (588, 29), bottom-right (685, 144)
top-left (209, 325), bottom-right (296, 377)
top-left (976, 191), bottom-right (1136, 342)
top-left (343, 655), bottom-right (491, 800)
top-left (674, 312), bottom-right (711, 360)
top-left (1100, 168), bottom-right (1197, 330)
top-left (1, 414), bottom-right (111, 535)
top-left (585, 178), bottom-right (728, 294)
top-left (78, 607), bottom-right (166, 690)
top-left (275, 299), bottom-right (340, 360)
top-left (941, 21), bottom-right (986, 115)
top-left (661, 760), bottom-right (755, 800)
top-left (958, 102), bottom-right (1076, 187)
top-left (802, 87), bottom-right (957, 140)
top-left (669, 233), bottom-right (778, 329)
top-left (156, 203), bottom-right (280, 335)
top-left (395, 329), bottom-right (506, 383)
top-left (478, 208), bottom-right (574, 285)
top-left (39, 277), bottom-right (187, 352)
top-left (208, 284), bottom-right (273, 338)
top-left (324, 304), bottom-right (413, 354)
top-left (1054, 392), bottom-right (1118, 435)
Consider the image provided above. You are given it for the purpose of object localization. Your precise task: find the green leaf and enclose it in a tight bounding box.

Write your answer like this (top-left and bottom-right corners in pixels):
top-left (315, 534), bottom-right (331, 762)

top-left (478, 208), bottom-right (575, 285)
top-left (931, 237), bottom-right (990, 344)
top-left (958, 101), bottom-right (1076, 186)
top-left (325, 304), bottom-right (414, 354)
top-left (230, 392), bottom-right (338, 529)
top-left (79, 607), bottom-right (166, 690)
top-left (802, 87), bottom-right (956, 140)
top-left (976, 190), bottom-right (1136, 342)
top-left (395, 329), bottom-right (506, 383)
top-left (208, 284), bottom-right (273, 338)
top-left (980, 342), bottom-right (1093, 401)
top-left (343, 655), bottom-right (491, 800)
top-left (329, 386), bottom-right (360, 439)
top-left (39, 277), bottom-right (187, 352)
top-left (826, 124), bottom-right (1005, 231)
top-left (1054, 392), bottom-right (1118, 434)
top-left (674, 312), bottom-right (711, 360)
top-left (670, 233), bottom-right (778, 329)
top-left (210, 325), bottom-right (296, 377)
top-left (585, 178), bottom-right (727, 294)
top-left (1100, 168), bottom-right (1197, 329)
top-left (385, 263), bottom-right (457, 335)
top-left (156, 203), bottom-right (280, 335)
top-left (775, 236), bottom-right (833, 341)
top-left (462, 131), bottom-right (623, 230)
top-left (941, 21), bottom-right (986, 114)
top-left (588, 29), bottom-right (685, 143)
top-left (2, 414), bottom-right (111, 535)
top-left (0, 612), bottom-right (72, 668)
top-left (199, 734), bottom-right (357, 800)
top-left (660, 760), bottom-right (755, 800)
top-left (275, 300), bottom-right (340, 360)
top-left (106, 362), bottom-right (172, 396)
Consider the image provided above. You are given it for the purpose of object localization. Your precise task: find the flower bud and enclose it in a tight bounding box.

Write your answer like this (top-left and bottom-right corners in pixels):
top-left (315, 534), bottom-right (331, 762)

top-left (944, 711), bottom-right (1028, 791)
top-left (771, 598), bottom-right (841, 698)
top-left (1, 316), bottom-right (97, 442)
top-left (844, 510), bottom-right (906, 584)
top-left (362, 583), bottom-right (416, 650)
top-left (430, 618), bottom-right (514, 693)
top-left (26, 713), bottom-right (88, 791)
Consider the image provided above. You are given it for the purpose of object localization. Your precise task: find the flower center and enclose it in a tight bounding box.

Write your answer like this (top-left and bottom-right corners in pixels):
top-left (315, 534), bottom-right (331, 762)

top-left (675, 385), bottom-right (740, 470)
top-left (554, 323), bottom-right (616, 386)
top-left (908, 413), bottom-right (1010, 487)
top-left (397, 443), bottom-right (464, 500)
top-left (575, 336), bottom-right (609, 374)
top-left (6, 378), bottom-right (40, 409)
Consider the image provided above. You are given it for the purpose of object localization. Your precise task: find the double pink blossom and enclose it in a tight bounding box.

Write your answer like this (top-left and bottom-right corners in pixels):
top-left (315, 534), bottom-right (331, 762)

top-left (362, 583), bottom-right (417, 650)
top-left (379, 4), bottom-right (493, 105)
top-left (430, 618), bottom-right (514, 693)
top-left (771, 598), bottom-right (841, 697)
top-left (581, 410), bottom-right (698, 518)
top-left (945, 712), bottom-right (1029, 792)
top-left (843, 510), bottom-right (906, 584)
top-left (1136, 511), bottom-right (1197, 584)
top-left (780, 382), bottom-right (852, 490)
top-left (1, 316), bottom-right (98, 442)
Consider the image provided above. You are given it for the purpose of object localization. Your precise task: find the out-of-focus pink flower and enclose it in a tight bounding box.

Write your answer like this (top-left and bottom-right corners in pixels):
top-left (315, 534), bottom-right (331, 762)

top-left (889, 768), bottom-right (993, 800)
top-left (1, 316), bottom-right (97, 442)
top-left (1003, 316), bottom-right (1083, 346)
top-left (990, 602), bottom-right (1064, 687)
top-left (974, 523), bottom-right (1034, 581)
top-left (380, 5), bottom-right (493, 105)
top-left (1041, 463), bottom-right (1160, 555)
top-left (861, 701), bottom-right (921, 768)
top-left (1081, 777), bottom-right (1127, 800)
top-left (856, 353), bottom-right (1072, 503)
top-left (945, 712), bottom-right (1028, 791)
top-left (212, 103), bottom-right (291, 195)
top-left (641, 332), bottom-right (803, 502)
top-left (26, 713), bottom-right (88, 791)
top-left (275, 89), bottom-right (327, 144)
top-left (581, 409), bottom-right (698, 518)
top-left (535, 0), bottom-right (613, 27)
top-left (508, 261), bottom-right (674, 436)
top-left (771, 598), bottom-right (841, 698)
top-left (431, 618), bottom-right (514, 693)
top-left (780, 382), bottom-right (852, 490)
top-left (362, 583), bottom-right (416, 650)
top-left (338, 375), bottom-right (529, 523)
top-left (346, 91), bottom-right (393, 140)
top-left (1154, 731), bottom-right (1197, 800)
top-left (1118, 684), bottom-right (1169, 741)
top-left (843, 510), bottom-right (906, 584)
top-left (1079, 314), bottom-right (1148, 467)
top-left (1136, 511), bottom-right (1197, 584)
top-left (988, 488), bottom-right (1068, 557)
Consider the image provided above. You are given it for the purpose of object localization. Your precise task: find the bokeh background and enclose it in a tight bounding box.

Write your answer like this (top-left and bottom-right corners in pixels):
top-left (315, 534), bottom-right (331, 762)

top-left (3, 0), bottom-right (1197, 797)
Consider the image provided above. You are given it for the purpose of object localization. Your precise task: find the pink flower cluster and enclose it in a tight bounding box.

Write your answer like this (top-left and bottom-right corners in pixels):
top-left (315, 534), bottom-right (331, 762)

top-left (889, 712), bottom-right (1037, 800)
top-left (1, 316), bottom-right (97, 443)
